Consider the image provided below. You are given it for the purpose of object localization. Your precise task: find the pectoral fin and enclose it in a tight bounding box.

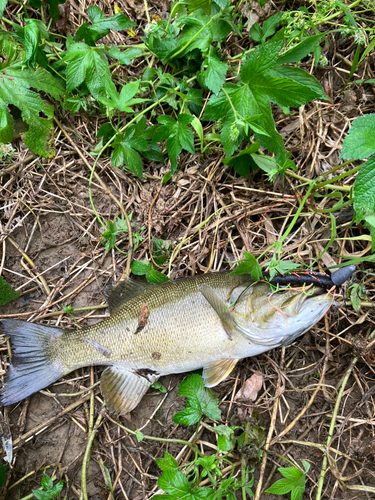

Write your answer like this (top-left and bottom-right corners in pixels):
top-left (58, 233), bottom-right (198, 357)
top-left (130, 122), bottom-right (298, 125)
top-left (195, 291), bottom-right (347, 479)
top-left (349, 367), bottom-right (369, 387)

top-left (203, 359), bottom-right (239, 387)
top-left (100, 366), bottom-right (158, 415)
top-left (199, 283), bottom-right (244, 340)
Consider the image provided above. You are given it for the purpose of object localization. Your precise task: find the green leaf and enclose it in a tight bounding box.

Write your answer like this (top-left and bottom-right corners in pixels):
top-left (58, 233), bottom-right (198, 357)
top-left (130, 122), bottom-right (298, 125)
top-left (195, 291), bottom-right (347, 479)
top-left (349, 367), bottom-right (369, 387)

top-left (204, 47), bottom-right (227, 95)
top-left (158, 470), bottom-right (191, 497)
top-left (41, 474), bottom-right (53, 490)
top-left (111, 130), bottom-right (144, 179)
top-left (266, 465), bottom-right (306, 499)
top-left (0, 63), bottom-right (64, 157)
top-left (131, 260), bottom-right (152, 276)
top-left (230, 251), bottom-right (263, 281)
top-left (32, 477), bottom-right (64, 500)
top-left (222, 143), bottom-right (261, 177)
top-left (64, 43), bottom-right (112, 100)
top-left (146, 268), bottom-right (170, 283)
top-left (0, 276), bottom-right (22, 306)
top-left (277, 34), bottom-right (324, 64)
top-left (203, 38), bottom-right (325, 162)
top-left (156, 452), bottom-right (179, 472)
top-left (269, 65), bottom-right (327, 100)
top-left (341, 114), bottom-right (375, 160)
top-left (174, 374), bottom-right (221, 425)
top-left (24, 19), bottom-right (39, 68)
top-left (151, 380), bottom-right (167, 393)
top-left (353, 156), bottom-right (375, 224)
top-left (130, 260), bottom-right (169, 283)
top-left (241, 41), bottom-right (283, 81)
top-left (0, 106), bottom-right (13, 143)
top-left (102, 220), bottom-right (118, 252)
top-left (0, 0), bottom-right (6, 20)
top-left (250, 12), bottom-right (282, 43)
top-left (166, 134), bottom-right (182, 174)
top-left (75, 6), bottom-right (135, 46)
top-left (135, 429), bottom-right (144, 442)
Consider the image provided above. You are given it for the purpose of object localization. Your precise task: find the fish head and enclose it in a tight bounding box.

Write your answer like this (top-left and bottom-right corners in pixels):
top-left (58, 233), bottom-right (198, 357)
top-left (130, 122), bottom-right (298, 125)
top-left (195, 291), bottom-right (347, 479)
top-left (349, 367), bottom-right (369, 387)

top-left (232, 282), bottom-right (334, 347)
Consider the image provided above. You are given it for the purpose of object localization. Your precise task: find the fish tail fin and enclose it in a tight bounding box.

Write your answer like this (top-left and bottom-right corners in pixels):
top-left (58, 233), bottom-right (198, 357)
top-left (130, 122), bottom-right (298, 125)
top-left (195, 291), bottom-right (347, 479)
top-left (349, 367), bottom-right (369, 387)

top-left (1, 319), bottom-right (65, 406)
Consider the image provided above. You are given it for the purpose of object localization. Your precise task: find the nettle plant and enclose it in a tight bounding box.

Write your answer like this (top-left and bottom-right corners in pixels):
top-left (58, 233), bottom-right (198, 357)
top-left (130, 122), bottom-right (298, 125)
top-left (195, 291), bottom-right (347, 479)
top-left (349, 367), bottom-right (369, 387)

top-left (1, 0), bottom-right (374, 250)
top-left (0, 0), bottom-right (326, 177)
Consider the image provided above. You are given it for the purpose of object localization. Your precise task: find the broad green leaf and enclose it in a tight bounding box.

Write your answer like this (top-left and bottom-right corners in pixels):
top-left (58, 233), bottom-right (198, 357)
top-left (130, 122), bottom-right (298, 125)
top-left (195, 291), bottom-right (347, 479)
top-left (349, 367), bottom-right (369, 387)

top-left (131, 260), bottom-right (151, 276)
top-left (230, 251), bottom-right (263, 281)
top-left (278, 467), bottom-right (304, 481)
top-left (64, 43), bottom-right (112, 100)
top-left (341, 114), bottom-right (375, 159)
top-left (178, 373), bottom-right (204, 398)
top-left (32, 479), bottom-right (63, 500)
top-left (24, 19), bottom-right (39, 67)
top-left (41, 474), bottom-right (53, 490)
top-left (75, 6), bottom-right (135, 46)
top-left (111, 141), bottom-right (143, 179)
top-left (353, 156), bottom-right (375, 224)
top-left (177, 121), bottom-right (195, 154)
top-left (250, 12), bottom-right (282, 43)
top-left (277, 34), bottom-right (324, 64)
top-left (156, 452), bottom-right (179, 472)
top-left (204, 48), bottom-right (227, 95)
top-left (203, 82), bottom-right (285, 160)
top-left (251, 74), bottom-right (321, 108)
top-left (0, 0), bottom-right (6, 20)
top-left (158, 470), bottom-right (191, 497)
top-left (266, 465), bottom-right (306, 499)
top-left (240, 41), bottom-right (283, 81)
top-left (0, 64), bottom-right (63, 156)
top-left (266, 477), bottom-right (296, 495)
top-left (0, 106), bottom-right (13, 143)
top-left (174, 374), bottom-right (221, 425)
top-left (269, 65), bottom-right (327, 100)
top-left (146, 268), bottom-right (169, 283)
top-left (166, 134), bottom-right (182, 174)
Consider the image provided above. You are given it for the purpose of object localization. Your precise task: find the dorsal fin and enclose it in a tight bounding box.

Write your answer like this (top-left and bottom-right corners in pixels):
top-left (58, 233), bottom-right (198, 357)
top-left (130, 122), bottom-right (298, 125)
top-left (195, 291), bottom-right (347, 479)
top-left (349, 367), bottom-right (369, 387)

top-left (106, 278), bottom-right (156, 314)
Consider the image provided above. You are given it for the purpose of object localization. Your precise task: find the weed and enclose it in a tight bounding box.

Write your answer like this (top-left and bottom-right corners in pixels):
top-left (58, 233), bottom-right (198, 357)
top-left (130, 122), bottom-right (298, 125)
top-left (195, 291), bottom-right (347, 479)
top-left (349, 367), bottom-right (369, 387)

top-left (266, 460), bottom-right (310, 500)
top-left (102, 213), bottom-right (144, 253)
top-left (131, 259), bottom-right (169, 283)
top-left (0, 275), bottom-right (21, 306)
top-left (153, 374), bottom-right (265, 499)
top-left (32, 471), bottom-right (63, 500)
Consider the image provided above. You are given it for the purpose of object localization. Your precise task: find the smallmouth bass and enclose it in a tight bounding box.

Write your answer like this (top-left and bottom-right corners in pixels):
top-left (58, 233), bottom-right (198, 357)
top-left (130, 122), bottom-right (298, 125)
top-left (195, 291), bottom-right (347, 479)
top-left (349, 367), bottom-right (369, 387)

top-left (0, 271), bottom-right (343, 415)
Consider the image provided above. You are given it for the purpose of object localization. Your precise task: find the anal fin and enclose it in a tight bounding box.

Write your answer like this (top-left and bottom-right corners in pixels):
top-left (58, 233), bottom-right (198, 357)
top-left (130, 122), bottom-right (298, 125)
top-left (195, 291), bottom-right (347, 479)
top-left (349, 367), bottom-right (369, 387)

top-left (203, 359), bottom-right (239, 388)
top-left (100, 366), bottom-right (158, 415)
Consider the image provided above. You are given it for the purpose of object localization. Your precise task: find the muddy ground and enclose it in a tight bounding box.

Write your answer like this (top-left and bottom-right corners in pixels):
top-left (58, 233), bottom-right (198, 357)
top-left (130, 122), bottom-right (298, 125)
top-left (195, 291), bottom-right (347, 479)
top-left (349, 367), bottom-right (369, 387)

top-left (1, 0), bottom-right (375, 499)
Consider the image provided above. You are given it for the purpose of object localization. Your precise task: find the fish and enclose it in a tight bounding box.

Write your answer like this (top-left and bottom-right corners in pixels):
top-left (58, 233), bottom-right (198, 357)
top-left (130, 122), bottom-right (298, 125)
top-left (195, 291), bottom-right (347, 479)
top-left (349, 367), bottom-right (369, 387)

top-left (0, 271), bottom-right (344, 415)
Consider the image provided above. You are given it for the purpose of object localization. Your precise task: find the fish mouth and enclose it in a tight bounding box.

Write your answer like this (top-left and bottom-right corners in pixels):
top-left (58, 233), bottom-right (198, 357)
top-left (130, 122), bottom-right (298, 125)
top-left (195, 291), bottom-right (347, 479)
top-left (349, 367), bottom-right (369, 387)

top-left (274, 284), bottom-right (333, 317)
